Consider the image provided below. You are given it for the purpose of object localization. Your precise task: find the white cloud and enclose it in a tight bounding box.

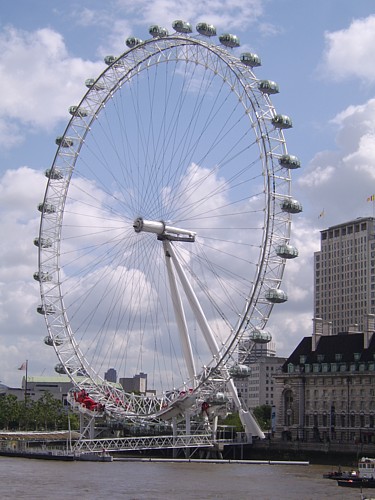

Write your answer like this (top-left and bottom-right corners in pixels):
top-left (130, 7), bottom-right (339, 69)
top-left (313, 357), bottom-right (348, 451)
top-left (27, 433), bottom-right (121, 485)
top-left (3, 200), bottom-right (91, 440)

top-left (322, 15), bottom-right (375, 83)
top-left (0, 26), bottom-right (103, 134)
top-left (114, 0), bottom-right (265, 31)
top-left (0, 167), bottom-right (57, 386)
top-left (296, 97), bottom-right (375, 224)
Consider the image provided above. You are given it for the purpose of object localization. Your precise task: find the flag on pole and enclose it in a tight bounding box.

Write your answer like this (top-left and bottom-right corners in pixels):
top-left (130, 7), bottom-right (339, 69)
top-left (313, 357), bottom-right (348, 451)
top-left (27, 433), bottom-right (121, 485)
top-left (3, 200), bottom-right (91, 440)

top-left (18, 362), bottom-right (27, 370)
top-left (367, 194), bottom-right (375, 202)
top-left (318, 209), bottom-right (325, 219)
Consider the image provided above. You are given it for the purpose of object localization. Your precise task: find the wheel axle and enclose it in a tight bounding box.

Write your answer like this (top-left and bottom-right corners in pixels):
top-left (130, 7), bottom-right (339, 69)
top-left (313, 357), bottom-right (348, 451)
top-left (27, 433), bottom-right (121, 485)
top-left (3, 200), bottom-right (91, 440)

top-left (133, 217), bottom-right (196, 242)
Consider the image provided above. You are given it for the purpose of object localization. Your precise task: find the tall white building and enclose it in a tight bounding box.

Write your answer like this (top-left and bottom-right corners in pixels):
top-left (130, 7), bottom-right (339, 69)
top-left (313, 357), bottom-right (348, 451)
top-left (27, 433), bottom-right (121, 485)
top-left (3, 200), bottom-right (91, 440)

top-left (314, 217), bottom-right (375, 335)
top-left (235, 355), bottom-right (285, 410)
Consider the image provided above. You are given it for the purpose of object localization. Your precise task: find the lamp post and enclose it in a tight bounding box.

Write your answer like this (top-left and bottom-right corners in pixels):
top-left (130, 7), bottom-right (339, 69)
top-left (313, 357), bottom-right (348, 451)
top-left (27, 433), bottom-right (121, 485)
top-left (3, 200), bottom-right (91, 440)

top-left (347, 377), bottom-right (351, 443)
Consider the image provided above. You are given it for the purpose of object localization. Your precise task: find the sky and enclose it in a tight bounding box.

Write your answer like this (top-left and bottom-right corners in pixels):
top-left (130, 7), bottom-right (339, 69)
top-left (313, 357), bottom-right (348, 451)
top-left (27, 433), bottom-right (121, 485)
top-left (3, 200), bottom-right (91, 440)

top-left (1, 0), bottom-right (375, 388)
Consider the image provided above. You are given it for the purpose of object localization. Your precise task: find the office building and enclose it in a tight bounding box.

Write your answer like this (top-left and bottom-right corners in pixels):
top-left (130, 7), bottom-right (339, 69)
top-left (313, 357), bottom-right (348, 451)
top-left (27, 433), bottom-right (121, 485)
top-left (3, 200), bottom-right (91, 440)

top-left (120, 372), bottom-right (147, 394)
top-left (314, 217), bottom-right (375, 335)
top-left (235, 355), bottom-right (285, 410)
top-left (104, 368), bottom-right (117, 383)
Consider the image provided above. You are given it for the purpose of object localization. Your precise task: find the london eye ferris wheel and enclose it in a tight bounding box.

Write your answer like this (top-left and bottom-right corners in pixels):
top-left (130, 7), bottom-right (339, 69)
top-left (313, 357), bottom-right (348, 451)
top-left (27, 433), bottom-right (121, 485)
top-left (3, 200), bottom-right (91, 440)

top-left (34, 20), bottom-right (301, 436)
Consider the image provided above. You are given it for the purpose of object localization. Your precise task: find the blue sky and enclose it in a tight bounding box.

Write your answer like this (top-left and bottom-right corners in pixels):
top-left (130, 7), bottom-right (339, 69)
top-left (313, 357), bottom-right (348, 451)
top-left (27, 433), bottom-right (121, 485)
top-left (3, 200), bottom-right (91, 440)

top-left (1, 0), bottom-right (375, 387)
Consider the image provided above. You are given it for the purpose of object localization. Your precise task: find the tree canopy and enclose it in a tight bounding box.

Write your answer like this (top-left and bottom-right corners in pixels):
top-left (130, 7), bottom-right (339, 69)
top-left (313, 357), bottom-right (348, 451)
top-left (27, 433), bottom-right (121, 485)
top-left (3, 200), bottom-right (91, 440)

top-left (0, 393), bottom-right (79, 431)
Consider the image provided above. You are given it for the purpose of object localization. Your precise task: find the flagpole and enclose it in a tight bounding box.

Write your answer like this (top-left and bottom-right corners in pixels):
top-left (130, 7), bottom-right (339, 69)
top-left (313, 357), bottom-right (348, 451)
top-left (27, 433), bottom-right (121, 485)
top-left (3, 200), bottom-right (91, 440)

top-left (24, 359), bottom-right (28, 406)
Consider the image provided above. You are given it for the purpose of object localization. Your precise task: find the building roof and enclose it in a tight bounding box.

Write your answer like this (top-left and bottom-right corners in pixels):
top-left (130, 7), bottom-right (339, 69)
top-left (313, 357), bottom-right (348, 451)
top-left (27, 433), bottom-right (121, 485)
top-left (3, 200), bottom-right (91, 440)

top-left (282, 331), bottom-right (375, 372)
top-left (25, 376), bottom-right (76, 383)
top-left (320, 216), bottom-right (375, 233)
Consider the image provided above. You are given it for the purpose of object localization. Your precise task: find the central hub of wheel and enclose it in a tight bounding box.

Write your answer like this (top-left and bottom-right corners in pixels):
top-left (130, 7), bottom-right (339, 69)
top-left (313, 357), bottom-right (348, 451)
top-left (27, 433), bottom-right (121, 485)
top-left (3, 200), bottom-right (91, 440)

top-left (133, 217), bottom-right (196, 242)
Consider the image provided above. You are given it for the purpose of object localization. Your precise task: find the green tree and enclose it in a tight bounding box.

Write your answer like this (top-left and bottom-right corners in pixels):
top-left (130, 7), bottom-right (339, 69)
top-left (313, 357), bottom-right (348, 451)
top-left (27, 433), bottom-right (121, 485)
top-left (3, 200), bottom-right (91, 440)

top-left (0, 392), bottom-right (79, 431)
top-left (253, 404), bottom-right (272, 430)
top-left (0, 394), bottom-right (20, 430)
top-left (220, 412), bottom-right (243, 431)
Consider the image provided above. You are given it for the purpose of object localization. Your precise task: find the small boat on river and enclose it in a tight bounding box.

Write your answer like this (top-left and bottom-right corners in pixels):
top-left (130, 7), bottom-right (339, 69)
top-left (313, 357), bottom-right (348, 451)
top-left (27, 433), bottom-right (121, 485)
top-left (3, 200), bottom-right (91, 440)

top-left (337, 457), bottom-right (375, 489)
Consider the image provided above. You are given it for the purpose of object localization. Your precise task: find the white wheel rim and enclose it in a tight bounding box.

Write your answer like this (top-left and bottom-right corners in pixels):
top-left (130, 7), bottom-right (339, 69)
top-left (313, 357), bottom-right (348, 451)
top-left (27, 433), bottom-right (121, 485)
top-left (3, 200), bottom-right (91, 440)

top-left (37, 33), bottom-right (293, 419)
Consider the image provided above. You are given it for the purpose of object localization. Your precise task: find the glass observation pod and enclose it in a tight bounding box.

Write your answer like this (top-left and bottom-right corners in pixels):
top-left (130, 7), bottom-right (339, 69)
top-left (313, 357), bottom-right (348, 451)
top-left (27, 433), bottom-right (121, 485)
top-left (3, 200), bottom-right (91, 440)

top-left (272, 114), bottom-right (293, 129)
top-left (85, 78), bottom-right (105, 91)
top-left (44, 335), bottom-right (54, 346)
top-left (55, 136), bottom-right (73, 148)
top-left (265, 288), bottom-right (288, 303)
top-left (280, 198), bottom-right (303, 214)
top-left (208, 392), bottom-right (228, 404)
top-left (278, 154), bottom-right (301, 170)
top-left (37, 304), bottom-right (56, 315)
top-left (33, 237), bottom-right (52, 248)
top-left (229, 364), bottom-right (251, 378)
top-left (219, 33), bottom-right (240, 48)
top-left (104, 55), bottom-right (121, 66)
top-left (125, 37), bottom-right (143, 48)
top-left (37, 202), bottom-right (56, 214)
top-left (44, 335), bottom-right (63, 346)
top-left (258, 80), bottom-right (279, 95)
top-left (149, 25), bottom-right (169, 37)
top-left (196, 23), bottom-right (216, 36)
top-left (275, 243), bottom-right (299, 259)
top-left (249, 328), bottom-right (272, 344)
top-left (54, 363), bottom-right (66, 374)
top-left (69, 105), bottom-right (88, 117)
top-left (240, 52), bottom-right (261, 68)
top-left (33, 271), bottom-right (52, 282)
top-left (45, 167), bottom-right (63, 180)
top-left (172, 20), bottom-right (192, 33)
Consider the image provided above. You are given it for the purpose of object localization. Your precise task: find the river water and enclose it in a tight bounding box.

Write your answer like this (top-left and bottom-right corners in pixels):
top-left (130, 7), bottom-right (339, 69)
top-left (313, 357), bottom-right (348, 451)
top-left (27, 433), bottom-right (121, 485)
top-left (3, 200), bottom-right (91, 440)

top-left (0, 457), bottom-right (365, 499)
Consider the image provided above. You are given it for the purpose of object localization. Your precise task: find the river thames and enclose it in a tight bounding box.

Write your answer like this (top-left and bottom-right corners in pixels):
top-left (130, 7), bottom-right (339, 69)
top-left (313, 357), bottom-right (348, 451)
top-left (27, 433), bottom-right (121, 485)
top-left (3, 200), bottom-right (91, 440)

top-left (0, 457), bottom-right (365, 499)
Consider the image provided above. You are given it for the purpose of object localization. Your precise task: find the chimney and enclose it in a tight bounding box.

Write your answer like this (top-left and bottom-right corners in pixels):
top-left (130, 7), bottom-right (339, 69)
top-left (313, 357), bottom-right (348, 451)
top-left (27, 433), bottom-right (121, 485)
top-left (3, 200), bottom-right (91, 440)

top-left (364, 314), bottom-right (375, 349)
top-left (348, 323), bottom-right (359, 334)
top-left (322, 321), bottom-right (332, 336)
top-left (312, 318), bottom-right (332, 351)
top-left (312, 318), bottom-right (323, 351)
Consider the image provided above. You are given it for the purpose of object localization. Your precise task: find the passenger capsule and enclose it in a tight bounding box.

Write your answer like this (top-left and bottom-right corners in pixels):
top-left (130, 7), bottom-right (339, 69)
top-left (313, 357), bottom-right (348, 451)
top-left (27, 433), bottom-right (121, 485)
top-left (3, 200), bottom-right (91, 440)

top-left (85, 78), bottom-right (105, 91)
top-left (172, 20), bottom-right (192, 33)
top-left (45, 168), bottom-right (63, 180)
top-left (44, 335), bottom-right (54, 346)
top-left (208, 392), bottom-right (228, 404)
top-left (278, 154), bottom-right (301, 170)
top-left (149, 25), bottom-right (168, 37)
top-left (37, 304), bottom-right (56, 315)
top-left (125, 37), bottom-right (143, 48)
top-left (33, 271), bottom-right (52, 282)
top-left (104, 55), bottom-right (117, 65)
top-left (258, 80), bottom-right (279, 95)
top-left (33, 237), bottom-right (52, 248)
top-left (272, 114), bottom-right (293, 129)
top-left (37, 202), bottom-right (56, 214)
top-left (196, 23), bottom-right (216, 37)
top-left (265, 288), bottom-right (288, 303)
top-left (229, 364), bottom-right (251, 378)
top-left (69, 106), bottom-right (88, 117)
top-left (240, 52), bottom-right (261, 67)
top-left (280, 198), bottom-right (303, 214)
top-left (219, 33), bottom-right (240, 48)
top-left (54, 363), bottom-right (66, 374)
top-left (55, 136), bottom-right (73, 148)
top-left (44, 335), bottom-right (63, 346)
top-left (275, 244), bottom-right (299, 259)
top-left (249, 328), bottom-right (272, 344)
